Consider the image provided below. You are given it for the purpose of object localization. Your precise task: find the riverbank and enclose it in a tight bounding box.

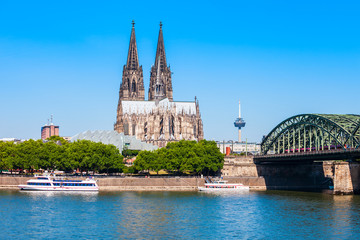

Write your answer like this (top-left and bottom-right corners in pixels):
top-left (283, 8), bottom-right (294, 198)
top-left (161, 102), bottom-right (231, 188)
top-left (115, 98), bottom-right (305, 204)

top-left (0, 176), bottom-right (266, 191)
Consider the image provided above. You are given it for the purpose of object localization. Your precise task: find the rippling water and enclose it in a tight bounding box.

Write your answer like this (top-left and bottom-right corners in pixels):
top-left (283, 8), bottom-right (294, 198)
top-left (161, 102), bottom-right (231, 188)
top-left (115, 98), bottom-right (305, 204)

top-left (1, 190), bottom-right (360, 239)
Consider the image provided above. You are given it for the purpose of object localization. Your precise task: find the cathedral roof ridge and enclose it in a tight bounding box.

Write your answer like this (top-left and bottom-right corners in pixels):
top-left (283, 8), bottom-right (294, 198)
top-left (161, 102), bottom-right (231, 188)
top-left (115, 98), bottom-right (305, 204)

top-left (121, 100), bottom-right (150, 103)
top-left (171, 100), bottom-right (197, 103)
top-left (158, 97), bottom-right (170, 103)
top-left (120, 98), bottom-right (196, 115)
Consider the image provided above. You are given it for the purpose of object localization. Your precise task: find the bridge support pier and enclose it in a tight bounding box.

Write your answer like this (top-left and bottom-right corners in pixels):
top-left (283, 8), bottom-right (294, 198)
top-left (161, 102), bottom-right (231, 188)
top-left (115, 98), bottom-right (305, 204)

top-left (333, 162), bottom-right (354, 195)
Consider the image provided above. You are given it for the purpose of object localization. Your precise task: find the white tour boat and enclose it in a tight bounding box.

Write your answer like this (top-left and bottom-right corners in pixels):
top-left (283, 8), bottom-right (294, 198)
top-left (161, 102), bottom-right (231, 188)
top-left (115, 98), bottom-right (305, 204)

top-left (198, 180), bottom-right (249, 192)
top-left (18, 175), bottom-right (99, 191)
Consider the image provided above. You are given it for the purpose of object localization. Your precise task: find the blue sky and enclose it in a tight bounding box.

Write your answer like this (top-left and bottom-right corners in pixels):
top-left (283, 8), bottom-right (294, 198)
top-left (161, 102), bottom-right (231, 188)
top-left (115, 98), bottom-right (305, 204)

top-left (0, 0), bottom-right (359, 142)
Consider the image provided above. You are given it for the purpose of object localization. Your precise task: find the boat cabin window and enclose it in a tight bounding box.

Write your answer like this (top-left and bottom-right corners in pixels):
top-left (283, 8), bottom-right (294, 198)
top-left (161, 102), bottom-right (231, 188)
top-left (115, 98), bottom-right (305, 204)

top-left (28, 182), bottom-right (51, 186)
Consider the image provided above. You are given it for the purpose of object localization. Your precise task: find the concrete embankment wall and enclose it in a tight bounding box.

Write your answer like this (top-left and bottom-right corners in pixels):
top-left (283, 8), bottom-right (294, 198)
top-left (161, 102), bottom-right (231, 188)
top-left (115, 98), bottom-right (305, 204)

top-left (223, 177), bottom-right (266, 191)
top-left (0, 176), bottom-right (28, 189)
top-left (98, 178), bottom-right (204, 191)
top-left (0, 176), bottom-right (205, 191)
top-left (222, 156), bottom-right (267, 190)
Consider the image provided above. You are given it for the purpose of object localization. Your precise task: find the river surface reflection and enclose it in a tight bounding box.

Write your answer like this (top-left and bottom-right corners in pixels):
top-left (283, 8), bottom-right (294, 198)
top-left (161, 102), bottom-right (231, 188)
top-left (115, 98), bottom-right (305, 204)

top-left (1, 190), bottom-right (360, 239)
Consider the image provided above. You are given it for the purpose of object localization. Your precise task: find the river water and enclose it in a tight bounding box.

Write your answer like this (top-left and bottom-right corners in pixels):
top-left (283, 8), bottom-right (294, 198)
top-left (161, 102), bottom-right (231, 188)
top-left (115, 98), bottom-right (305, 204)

top-left (1, 190), bottom-right (360, 239)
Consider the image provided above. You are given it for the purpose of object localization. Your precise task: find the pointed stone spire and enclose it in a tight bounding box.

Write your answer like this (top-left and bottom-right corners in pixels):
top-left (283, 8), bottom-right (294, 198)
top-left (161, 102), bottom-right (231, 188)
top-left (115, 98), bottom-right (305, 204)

top-left (115, 20), bottom-right (145, 133)
top-left (154, 21), bottom-right (167, 72)
top-left (148, 22), bottom-right (173, 101)
top-left (126, 20), bottom-right (139, 70)
top-left (117, 20), bottom-right (145, 101)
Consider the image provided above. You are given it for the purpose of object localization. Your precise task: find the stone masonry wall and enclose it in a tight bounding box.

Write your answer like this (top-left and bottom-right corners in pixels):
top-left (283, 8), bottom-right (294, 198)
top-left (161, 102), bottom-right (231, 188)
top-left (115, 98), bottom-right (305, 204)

top-left (0, 176), bottom-right (28, 187)
top-left (0, 176), bottom-right (204, 191)
top-left (98, 177), bottom-right (204, 191)
top-left (222, 156), bottom-right (266, 190)
top-left (222, 156), bottom-right (258, 177)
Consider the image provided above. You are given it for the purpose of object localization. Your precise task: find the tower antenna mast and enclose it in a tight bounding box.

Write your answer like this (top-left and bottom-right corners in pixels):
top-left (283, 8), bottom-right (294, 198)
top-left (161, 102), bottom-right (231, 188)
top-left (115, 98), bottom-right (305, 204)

top-left (239, 100), bottom-right (241, 118)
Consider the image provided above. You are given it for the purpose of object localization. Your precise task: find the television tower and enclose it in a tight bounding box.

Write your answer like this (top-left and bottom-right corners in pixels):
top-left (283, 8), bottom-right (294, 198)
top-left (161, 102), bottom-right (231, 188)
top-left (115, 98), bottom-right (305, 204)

top-left (234, 100), bottom-right (246, 142)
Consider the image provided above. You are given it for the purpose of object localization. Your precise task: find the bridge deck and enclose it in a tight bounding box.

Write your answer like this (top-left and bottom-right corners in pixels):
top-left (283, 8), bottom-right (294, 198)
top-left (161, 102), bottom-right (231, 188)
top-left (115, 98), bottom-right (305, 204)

top-left (254, 149), bottom-right (360, 163)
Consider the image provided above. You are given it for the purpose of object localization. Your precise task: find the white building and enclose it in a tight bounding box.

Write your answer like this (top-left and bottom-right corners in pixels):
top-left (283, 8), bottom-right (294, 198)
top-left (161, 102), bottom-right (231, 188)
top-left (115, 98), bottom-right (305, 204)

top-left (216, 141), bottom-right (261, 155)
top-left (0, 138), bottom-right (24, 143)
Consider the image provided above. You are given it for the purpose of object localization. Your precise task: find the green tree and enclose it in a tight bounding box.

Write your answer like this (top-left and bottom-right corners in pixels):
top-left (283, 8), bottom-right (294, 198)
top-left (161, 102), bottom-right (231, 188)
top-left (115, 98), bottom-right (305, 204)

top-left (134, 150), bottom-right (156, 173)
top-left (133, 140), bottom-right (224, 176)
top-left (100, 144), bottom-right (124, 174)
top-left (0, 141), bottom-right (15, 173)
top-left (47, 136), bottom-right (69, 145)
top-left (66, 140), bottom-right (124, 175)
top-left (122, 148), bottom-right (140, 158)
top-left (0, 139), bottom-right (125, 175)
top-left (15, 140), bottom-right (43, 172)
top-left (197, 140), bottom-right (224, 175)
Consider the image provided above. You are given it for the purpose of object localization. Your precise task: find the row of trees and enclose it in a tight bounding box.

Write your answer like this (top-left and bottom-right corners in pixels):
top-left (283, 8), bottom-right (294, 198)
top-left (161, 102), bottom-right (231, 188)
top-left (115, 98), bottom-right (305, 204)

top-left (0, 136), bottom-right (124, 174)
top-left (134, 140), bottom-right (224, 175)
top-left (0, 137), bottom-right (224, 176)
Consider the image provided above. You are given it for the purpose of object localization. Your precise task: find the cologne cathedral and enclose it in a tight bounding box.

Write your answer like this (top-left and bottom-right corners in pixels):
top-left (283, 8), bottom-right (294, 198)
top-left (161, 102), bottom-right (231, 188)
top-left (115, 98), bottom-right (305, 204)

top-left (114, 21), bottom-right (204, 147)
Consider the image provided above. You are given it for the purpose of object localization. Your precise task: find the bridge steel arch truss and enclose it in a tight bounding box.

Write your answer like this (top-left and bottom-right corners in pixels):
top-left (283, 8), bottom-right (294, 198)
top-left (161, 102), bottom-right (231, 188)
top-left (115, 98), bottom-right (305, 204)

top-left (261, 114), bottom-right (360, 155)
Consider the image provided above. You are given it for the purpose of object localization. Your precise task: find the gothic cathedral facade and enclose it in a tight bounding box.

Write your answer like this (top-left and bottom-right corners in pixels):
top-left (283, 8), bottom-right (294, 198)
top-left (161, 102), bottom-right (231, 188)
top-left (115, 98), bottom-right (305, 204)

top-left (114, 21), bottom-right (203, 147)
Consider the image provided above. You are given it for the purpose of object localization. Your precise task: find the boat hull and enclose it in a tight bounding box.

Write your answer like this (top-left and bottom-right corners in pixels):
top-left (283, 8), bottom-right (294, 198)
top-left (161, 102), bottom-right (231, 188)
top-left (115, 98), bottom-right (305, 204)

top-left (18, 185), bottom-right (98, 192)
top-left (198, 186), bottom-right (249, 192)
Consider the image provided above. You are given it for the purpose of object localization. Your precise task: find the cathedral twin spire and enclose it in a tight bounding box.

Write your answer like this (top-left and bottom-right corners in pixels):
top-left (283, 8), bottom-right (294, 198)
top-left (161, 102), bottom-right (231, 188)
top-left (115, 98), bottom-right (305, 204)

top-left (120, 21), bottom-right (173, 102)
top-left (149, 22), bottom-right (173, 101)
top-left (126, 20), bottom-right (139, 70)
top-left (154, 22), bottom-right (167, 74)
top-left (118, 20), bottom-right (145, 101)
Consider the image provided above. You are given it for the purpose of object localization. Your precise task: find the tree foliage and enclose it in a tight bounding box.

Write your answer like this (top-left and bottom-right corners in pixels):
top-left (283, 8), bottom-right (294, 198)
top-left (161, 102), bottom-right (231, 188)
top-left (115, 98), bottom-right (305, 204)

top-left (122, 149), bottom-right (140, 158)
top-left (0, 138), bottom-right (124, 174)
top-left (134, 140), bottom-right (224, 175)
top-left (0, 139), bottom-right (224, 176)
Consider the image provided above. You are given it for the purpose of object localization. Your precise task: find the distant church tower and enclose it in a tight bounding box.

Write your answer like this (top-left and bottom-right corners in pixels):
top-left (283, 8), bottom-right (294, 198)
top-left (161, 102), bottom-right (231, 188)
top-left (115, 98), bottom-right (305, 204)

top-left (114, 21), bottom-right (145, 133)
top-left (148, 22), bottom-right (173, 101)
top-left (118, 20), bottom-right (145, 101)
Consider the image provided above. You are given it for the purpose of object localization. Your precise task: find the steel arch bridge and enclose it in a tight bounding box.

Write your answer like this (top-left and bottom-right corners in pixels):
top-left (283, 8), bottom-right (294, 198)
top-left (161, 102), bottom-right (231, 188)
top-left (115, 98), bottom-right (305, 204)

top-left (261, 114), bottom-right (360, 155)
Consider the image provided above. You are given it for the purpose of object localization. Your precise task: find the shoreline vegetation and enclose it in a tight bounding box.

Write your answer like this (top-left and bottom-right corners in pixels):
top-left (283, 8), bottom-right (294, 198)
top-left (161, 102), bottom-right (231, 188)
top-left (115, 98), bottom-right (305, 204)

top-left (0, 136), bottom-right (224, 177)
